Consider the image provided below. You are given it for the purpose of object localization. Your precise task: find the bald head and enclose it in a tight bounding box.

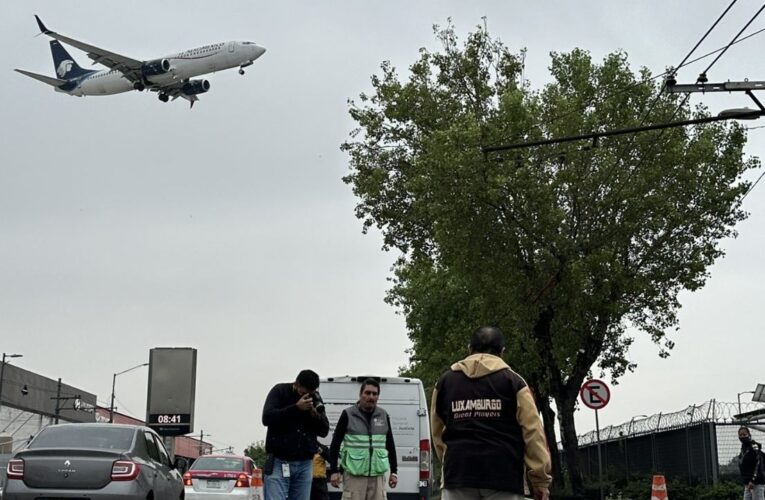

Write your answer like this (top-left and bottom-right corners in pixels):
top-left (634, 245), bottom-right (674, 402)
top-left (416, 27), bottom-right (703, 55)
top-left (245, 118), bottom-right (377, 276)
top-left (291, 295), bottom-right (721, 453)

top-left (469, 326), bottom-right (504, 356)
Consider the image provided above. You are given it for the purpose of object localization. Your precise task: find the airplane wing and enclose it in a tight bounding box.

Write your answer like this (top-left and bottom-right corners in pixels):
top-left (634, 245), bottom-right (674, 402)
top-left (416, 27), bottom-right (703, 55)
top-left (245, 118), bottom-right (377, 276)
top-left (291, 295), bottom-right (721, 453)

top-left (34, 15), bottom-right (144, 82)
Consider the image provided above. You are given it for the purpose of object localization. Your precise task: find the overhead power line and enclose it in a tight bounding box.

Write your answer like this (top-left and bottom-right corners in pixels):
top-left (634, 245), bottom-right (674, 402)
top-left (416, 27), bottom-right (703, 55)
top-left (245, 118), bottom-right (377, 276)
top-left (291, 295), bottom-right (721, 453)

top-left (485, 2), bottom-right (765, 153)
top-left (489, 5), bottom-right (765, 150)
top-left (699, 3), bottom-right (765, 80)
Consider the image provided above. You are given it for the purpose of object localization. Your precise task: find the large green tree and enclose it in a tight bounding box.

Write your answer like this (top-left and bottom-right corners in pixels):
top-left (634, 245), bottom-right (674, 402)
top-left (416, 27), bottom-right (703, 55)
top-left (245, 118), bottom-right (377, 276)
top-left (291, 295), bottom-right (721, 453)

top-left (342, 22), bottom-right (757, 494)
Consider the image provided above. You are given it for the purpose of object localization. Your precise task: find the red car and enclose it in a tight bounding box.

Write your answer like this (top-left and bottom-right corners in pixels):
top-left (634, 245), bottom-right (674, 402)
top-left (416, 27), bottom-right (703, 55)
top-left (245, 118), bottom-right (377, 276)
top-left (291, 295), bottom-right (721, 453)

top-left (183, 455), bottom-right (262, 500)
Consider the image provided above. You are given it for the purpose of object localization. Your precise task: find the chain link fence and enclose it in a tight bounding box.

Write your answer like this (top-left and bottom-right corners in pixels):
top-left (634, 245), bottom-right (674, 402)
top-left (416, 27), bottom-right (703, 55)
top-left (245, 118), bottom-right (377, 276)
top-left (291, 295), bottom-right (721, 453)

top-left (572, 400), bottom-right (765, 486)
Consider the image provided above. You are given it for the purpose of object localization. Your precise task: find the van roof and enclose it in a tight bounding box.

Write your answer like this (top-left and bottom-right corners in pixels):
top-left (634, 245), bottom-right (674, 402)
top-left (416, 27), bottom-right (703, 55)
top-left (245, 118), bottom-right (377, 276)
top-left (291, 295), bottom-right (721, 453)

top-left (321, 376), bottom-right (423, 386)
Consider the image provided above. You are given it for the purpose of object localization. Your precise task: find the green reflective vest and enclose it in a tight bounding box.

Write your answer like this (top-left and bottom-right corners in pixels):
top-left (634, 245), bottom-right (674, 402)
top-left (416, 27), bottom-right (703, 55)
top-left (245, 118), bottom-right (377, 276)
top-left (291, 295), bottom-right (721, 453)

top-left (340, 405), bottom-right (390, 476)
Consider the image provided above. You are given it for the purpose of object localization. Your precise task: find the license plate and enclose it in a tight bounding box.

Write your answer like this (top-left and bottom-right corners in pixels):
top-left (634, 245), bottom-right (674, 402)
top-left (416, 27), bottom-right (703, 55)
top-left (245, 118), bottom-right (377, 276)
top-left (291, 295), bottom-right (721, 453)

top-left (207, 480), bottom-right (222, 489)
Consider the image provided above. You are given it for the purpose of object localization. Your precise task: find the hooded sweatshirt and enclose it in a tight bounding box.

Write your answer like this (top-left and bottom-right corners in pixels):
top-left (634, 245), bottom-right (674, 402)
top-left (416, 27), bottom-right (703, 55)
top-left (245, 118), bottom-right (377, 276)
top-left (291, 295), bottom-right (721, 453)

top-left (430, 353), bottom-right (552, 494)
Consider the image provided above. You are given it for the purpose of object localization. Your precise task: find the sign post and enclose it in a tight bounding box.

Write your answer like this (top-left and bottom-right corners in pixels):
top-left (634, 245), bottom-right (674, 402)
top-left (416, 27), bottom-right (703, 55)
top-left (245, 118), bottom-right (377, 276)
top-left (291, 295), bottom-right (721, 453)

top-left (580, 379), bottom-right (611, 500)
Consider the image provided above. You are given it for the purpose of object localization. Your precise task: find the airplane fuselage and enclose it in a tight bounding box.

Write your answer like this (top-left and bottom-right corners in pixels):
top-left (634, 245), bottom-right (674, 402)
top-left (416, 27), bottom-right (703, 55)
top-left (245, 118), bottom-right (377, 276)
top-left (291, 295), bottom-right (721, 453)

top-left (62, 40), bottom-right (264, 96)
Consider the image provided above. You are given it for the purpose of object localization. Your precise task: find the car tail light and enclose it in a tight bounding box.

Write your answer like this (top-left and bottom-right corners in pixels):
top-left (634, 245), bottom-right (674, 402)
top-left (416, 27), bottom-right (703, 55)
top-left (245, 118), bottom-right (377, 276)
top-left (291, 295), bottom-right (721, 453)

top-left (111, 460), bottom-right (141, 481)
top-left (183, 472), bottom-right (193, 486)
top-left (7, 459), bottom-right (24, 480)
top-left (235, 473), bottom-right (250, 487)
top-left (419, 439), bottom-right (430, 480)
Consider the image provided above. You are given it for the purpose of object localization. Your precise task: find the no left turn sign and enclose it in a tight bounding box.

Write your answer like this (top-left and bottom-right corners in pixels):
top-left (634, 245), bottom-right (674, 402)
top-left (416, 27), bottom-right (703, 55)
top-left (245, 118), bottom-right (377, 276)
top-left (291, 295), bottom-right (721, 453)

top-left (580, 379), bottom-right (610, 410)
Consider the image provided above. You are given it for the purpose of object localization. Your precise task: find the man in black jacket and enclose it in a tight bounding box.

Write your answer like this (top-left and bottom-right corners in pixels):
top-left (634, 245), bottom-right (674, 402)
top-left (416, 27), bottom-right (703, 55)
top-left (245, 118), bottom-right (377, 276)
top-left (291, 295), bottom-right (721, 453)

top-left (262, 370), bottom-right (330, 500)
top-left (431, 326), bottom-right (552, 500)
top-left (738, 426), bottom-right (765, 500)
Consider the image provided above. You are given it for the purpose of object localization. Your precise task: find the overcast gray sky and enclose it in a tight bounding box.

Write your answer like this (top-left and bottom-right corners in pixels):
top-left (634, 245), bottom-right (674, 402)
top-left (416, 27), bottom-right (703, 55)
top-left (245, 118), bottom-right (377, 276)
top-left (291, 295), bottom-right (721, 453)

top-left (2, 1), bottom-right (764, 453)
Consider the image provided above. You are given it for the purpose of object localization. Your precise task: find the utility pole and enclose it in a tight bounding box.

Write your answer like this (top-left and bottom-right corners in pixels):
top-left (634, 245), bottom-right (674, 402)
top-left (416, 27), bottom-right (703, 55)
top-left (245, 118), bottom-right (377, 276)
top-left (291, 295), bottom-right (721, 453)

top-left (50, 378), bottom-right (80, 425)
top-left (197, 430), bottom-right (211, 456)
top-left (0, 353), bottom-right (23, 419)
top-left (55, 378), bottom-right (61, 424)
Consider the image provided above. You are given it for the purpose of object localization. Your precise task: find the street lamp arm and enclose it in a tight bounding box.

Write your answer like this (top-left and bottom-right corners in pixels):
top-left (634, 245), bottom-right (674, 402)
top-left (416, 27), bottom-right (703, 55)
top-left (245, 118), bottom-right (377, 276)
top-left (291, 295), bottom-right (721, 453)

top-left (115, 363), bottom-right (149, 377)
top-left (109, 362), bottom-right (149, 423)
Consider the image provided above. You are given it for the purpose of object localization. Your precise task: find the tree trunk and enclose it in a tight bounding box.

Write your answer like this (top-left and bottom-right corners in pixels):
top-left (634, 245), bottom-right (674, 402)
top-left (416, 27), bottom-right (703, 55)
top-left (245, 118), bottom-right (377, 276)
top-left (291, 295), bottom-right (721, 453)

top-left (557, 393), bottom-right (584, 496)
top-left (537, 396), bottom-right (564, 492)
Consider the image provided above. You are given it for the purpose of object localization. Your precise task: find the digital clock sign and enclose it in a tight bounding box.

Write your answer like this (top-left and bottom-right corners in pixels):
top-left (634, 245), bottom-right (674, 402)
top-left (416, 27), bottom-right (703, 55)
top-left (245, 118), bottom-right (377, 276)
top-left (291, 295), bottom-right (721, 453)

top-left (146, 348), bottom-right (197, 437)
top-left (147, 413), bottom-right (192, 435)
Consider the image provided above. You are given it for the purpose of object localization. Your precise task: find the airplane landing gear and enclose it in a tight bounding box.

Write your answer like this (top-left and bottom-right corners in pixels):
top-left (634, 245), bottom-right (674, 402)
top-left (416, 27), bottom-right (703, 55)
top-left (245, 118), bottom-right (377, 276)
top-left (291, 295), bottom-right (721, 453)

top-left (133, 82), bottom-right (146, 91)
top-left (158, 93), bottom-right (169, 102)
top-left (239, 61), bottom-right (253, 75)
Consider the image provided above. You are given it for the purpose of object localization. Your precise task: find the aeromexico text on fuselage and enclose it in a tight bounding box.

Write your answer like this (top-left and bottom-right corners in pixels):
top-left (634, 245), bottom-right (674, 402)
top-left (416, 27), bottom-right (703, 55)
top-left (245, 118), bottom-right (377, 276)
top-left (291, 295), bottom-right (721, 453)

top-left (14, 15), bottom-right (266, 107)
top-left (65, 42), bottom-right (261, 97)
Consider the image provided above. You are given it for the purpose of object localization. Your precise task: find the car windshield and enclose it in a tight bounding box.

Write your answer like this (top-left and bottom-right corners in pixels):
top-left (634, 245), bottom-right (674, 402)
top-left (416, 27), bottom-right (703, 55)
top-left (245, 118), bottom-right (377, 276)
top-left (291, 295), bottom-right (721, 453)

top-left (30, 426), bottom-right (135, 451)
top-left (192, 457), bottom-right (244, 471)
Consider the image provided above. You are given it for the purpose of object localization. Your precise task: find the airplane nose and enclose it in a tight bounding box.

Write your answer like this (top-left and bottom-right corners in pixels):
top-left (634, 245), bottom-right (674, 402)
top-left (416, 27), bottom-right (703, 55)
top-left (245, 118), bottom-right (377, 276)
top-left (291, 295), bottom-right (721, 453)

top-left (254, 45), bottom-right (266, 60)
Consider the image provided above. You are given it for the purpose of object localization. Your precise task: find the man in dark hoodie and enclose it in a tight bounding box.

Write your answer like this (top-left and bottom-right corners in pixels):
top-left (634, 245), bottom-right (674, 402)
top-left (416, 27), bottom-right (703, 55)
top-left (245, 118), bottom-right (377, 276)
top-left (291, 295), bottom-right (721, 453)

top-left (262, 370), bottom-right (330, 500)
top-left (431, 326), bottom-right (552, 500)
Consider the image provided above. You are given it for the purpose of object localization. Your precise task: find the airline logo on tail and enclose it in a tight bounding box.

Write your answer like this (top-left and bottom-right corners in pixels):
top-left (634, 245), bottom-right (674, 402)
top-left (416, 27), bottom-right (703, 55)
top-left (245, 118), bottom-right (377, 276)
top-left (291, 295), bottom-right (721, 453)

top-left (56, 59), bottom-right (73, 78)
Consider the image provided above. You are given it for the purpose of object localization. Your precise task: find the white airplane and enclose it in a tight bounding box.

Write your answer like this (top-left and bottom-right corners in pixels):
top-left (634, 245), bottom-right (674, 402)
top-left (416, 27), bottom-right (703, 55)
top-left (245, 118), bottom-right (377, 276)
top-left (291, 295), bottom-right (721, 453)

top-left (15, 15), bottom-right (266, 107)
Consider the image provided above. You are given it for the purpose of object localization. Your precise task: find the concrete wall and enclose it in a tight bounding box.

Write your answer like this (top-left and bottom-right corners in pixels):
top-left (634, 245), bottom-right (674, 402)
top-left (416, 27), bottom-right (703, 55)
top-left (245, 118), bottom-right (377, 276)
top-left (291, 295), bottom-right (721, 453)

top-left (0, 363), bottom-right (96, 423)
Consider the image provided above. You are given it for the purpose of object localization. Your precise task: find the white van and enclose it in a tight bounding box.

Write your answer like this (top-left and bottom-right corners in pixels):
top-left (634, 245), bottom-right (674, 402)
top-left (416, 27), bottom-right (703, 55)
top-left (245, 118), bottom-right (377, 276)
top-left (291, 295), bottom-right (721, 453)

top-left (318, 376), bottom-right (432, 500)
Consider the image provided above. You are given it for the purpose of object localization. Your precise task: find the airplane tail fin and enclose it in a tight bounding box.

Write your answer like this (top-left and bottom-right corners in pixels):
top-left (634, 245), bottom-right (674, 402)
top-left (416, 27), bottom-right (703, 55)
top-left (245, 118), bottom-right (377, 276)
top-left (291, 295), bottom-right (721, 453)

top-left (50, 40), bottom-right (89, 79)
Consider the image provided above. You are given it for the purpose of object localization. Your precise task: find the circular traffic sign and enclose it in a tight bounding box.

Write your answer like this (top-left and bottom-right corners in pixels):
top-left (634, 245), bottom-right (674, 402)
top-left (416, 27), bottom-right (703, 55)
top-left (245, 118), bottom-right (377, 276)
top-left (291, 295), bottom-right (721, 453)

top-left (580, 379), bottom-right (611, 410)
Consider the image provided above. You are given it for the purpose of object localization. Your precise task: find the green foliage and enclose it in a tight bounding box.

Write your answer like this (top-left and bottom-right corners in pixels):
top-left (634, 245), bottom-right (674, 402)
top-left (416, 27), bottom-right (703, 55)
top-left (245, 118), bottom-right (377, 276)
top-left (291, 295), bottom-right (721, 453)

top-left (243, 440), bottom-right (267, 468)
top-left (343, 20), bottom-right (758, 491)
top-left (600, 477), bottom-right (742, 500)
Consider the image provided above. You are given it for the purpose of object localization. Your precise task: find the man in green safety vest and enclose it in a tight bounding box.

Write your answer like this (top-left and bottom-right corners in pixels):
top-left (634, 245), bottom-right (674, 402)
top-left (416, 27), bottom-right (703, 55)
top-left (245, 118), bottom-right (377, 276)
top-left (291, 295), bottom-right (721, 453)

top-left (328, 379), bottom-right (398, 500)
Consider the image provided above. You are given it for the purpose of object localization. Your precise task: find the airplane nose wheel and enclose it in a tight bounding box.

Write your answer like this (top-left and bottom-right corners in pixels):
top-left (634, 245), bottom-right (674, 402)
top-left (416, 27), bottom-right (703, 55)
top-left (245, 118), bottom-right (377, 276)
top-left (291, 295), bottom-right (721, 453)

top-left (239, 68), bottom-right (245, 75)
top-left (158, 93), bottom-right (169, 102)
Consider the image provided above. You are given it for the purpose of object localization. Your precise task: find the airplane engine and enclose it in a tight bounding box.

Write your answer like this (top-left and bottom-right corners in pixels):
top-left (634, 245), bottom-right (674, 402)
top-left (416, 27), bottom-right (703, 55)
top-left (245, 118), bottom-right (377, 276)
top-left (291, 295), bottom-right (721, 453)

top-left (142, 58), bottom-right (172, 77)
top-left (182, 79), bottom-right (211, 95)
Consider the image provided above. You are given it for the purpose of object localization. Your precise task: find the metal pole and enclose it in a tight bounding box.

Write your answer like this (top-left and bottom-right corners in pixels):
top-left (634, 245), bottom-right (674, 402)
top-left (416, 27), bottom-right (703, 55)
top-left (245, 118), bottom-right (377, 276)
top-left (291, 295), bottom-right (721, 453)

top-left (55, 378), bottom-right (62, 424)
top-left (0, 353), bottom-right (22, 419)
top-left (199, 430), bottom-right (204, 456)
top-left (624, 430), bottom-right (629, 481)
top-left (596, 409), bottom-right (603, 500)
top-left (0, 354), bottom-right (7, 418)
top-left (109, 373), bottom-right (117, 423)
top-left (738, 393), bottom-right (742, 415)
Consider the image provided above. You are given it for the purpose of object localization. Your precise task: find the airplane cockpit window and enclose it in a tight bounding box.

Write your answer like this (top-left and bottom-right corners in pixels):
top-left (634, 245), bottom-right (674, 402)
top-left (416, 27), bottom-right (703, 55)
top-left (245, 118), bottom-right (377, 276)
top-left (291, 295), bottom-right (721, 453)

top-left (243, 41), bottom-right (256, 45)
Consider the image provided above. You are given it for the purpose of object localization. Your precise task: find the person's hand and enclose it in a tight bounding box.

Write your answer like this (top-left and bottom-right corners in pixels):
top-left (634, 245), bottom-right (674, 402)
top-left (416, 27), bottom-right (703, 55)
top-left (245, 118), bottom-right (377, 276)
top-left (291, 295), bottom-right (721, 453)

top-left (388, 473), bottom-right (398, 488)
top-left (330, 473), bottom-right (342, 488)
top-left (296, 394), bottom-right (313, 411)
top-left (747, 481), bottom-right (754, 491)
top-left (533, 487), bottom-right (550, 500)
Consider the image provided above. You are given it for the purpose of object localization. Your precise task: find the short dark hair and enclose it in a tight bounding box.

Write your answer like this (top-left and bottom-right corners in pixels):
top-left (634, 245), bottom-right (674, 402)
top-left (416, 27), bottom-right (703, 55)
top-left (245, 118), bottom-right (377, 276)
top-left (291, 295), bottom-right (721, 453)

top-left (296, 370), bottom-right (320, 391)
top-left (470, 326), bottom-right (504, 355)
top-left (359, 378), bottom-right (380, 395)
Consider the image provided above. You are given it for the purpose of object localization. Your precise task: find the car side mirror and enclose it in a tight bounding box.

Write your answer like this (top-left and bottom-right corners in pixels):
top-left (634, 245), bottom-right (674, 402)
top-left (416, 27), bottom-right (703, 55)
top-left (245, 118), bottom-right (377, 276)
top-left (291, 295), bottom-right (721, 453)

top-left (173, 457), bottom-right (189, 472)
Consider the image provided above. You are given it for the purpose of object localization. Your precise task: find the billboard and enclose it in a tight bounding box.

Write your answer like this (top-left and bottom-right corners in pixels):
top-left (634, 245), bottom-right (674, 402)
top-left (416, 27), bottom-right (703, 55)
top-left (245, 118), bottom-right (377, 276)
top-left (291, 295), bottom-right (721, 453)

top-left (146, 348), bottom-right (197, 436)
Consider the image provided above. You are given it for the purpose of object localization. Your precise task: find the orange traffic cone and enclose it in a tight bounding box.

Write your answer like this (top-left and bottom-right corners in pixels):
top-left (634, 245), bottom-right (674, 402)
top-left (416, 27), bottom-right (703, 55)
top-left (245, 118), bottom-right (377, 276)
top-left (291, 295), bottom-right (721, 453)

top-left (651, 474), bottom-right (668, 500)
top-left (252, 468), bottom-right (264, 500)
